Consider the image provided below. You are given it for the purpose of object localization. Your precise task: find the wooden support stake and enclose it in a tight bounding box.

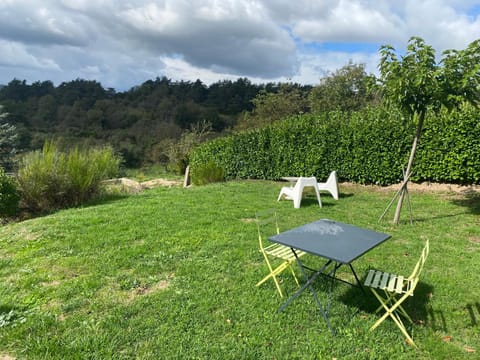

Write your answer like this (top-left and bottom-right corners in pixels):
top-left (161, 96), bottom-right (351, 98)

top-left (183, 165), bottom-right (190, 188)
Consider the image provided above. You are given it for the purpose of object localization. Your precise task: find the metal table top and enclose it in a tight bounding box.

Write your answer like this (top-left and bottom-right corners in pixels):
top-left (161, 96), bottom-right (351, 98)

top-left (269, 219), bottom-right (391, 264)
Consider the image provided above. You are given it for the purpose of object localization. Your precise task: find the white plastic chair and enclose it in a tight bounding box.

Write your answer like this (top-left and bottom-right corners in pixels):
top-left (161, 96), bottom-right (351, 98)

top-left (317, 171), bottom-right (339, 200)
top-left (277, 177), bottom-right (322, 209)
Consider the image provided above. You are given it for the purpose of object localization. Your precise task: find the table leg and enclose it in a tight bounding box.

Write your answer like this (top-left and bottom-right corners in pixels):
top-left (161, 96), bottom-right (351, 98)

top-left (278, 250), bottom-right (335, 335)
top-left (349, 264), bottom-right (366, 294)
top-left (325, 262), bottom-right (341, 316)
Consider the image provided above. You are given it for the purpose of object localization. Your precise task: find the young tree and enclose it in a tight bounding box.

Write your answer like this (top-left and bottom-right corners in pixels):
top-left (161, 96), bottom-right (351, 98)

top-left (309, 62), bottom-right (376, 113)
top-left (376, 37), bottom-right (480, 224)
top-left (236, 84), bottom-right (309, 130)
top-left (163, 121), bottom-right (213, 174)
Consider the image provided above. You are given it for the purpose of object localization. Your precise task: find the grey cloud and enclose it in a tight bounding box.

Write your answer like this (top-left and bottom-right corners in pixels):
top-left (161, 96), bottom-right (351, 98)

top-left (58, 0), bottom-right (298, 79)
top-left (0, 41), bottom-right (60, 71)
top-left (0, 0), bottom-right (478, 90)
top-left (0, 3), bottom-right (94, 46)
top-left (110, 1), bottom-right (298, 78)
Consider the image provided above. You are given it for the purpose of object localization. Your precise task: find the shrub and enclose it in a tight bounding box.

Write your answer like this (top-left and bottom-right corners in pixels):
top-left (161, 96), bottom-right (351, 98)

top-left (191, 108), bottom-right (411, 185)
top-left (191, 161), bottom-right (225, 185)
top-left (414, 104), bottom-right (480, 184)
top-left (163, 121), bottom-right (212, 175)
top-left (17, 141), bottom-right (120, 213)
top-left (190, 104), bottom-right (480, 186)
top-left (0, 166), bottom-right (20, 217)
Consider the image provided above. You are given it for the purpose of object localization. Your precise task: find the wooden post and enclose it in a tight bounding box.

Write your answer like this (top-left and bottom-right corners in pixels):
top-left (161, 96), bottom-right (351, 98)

top-left (393, 111), bottom-right (425, 225)
top-left (183, 165), bottom-right (190, 188)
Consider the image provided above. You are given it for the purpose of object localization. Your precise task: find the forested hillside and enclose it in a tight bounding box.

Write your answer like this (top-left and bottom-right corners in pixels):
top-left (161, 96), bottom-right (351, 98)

top-left (0, 77), bottom-right (311, 167)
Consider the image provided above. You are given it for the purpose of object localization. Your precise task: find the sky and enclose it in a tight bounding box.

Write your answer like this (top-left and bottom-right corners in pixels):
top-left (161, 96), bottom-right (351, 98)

top-left (0, 0), bottom-right (479, 91)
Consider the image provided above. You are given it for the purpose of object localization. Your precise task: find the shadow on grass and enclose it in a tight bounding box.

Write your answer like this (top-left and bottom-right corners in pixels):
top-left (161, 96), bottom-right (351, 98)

top-left (292, 193), bottom-right (353, 208)
top-left (0, 305), bottom-right (29, 327)
top-left (300, 198), bottom-right (335, 208)
top-left (278, 273), bottom-right (445, 337)
top-left (405, 211), bottom-right (469, 223)
top-left (338, 279), bottom-right (437, 330)
top-left (5, 192), bottom-right (131, 224)
top-left (450, 191), bottom-right (480, 215)
top-left (84, 192), bottom-right (131, 207)
top-left (408, 191), bottom-right (480, 221)
top-left (338, 192), bottom-right (355, 199)
top-left (466, 302), bottom-right (480, 327)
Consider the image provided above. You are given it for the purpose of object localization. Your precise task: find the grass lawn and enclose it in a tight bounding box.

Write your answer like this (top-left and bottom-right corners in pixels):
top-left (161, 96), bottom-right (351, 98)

top-left (0, 180), bottom-right (479, 359)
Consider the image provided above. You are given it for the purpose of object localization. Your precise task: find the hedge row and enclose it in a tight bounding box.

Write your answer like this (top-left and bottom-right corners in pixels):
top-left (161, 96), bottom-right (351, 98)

top-left (190, 105), bottom-right (480, 186)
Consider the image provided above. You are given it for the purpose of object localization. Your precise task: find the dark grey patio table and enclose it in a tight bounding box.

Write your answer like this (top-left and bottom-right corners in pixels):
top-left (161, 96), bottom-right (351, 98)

top-left (269, 218), bottom-right (391, 334)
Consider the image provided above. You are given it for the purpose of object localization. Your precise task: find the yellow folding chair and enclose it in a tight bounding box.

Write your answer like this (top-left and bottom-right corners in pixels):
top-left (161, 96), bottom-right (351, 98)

top-left (364, 240), bottom-right (429, 346)
top-left (255, 209), bottom-right (306, 298)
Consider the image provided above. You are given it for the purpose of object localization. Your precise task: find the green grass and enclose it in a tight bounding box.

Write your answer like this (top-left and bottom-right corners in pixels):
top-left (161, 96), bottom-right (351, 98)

top-left (0, 181), bottom-right (479, 359)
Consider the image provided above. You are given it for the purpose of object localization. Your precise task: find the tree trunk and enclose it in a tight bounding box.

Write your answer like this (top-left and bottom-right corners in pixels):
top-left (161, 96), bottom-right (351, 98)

top-left (393, 110), bottom-right (426, 224)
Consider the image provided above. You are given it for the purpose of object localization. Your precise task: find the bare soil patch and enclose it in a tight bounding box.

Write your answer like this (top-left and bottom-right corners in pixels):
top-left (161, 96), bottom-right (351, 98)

top-left (103, 177), bottom-right (182, 193)
top-left (341, 181), bottom-right (480, 195)
top-left (141, 178), bottom-right (182, 189)
top-left (469, 236), bottom-right (480, 244)
top-left (0, 354), bottom-right (16, 360)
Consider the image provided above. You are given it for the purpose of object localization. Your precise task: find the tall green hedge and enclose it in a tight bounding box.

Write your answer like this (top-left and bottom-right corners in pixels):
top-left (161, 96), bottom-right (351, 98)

top-left (414, 104), bottom-right (480, 184)
top-left (190, 105), bottom-right (480, 186)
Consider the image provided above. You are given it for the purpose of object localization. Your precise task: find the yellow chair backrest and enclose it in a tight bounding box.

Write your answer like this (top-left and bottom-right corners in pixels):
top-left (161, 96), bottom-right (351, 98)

top-left (407, 239), bottom-right (430, 282)
top-left (255, 209), bottom-right (280, 251)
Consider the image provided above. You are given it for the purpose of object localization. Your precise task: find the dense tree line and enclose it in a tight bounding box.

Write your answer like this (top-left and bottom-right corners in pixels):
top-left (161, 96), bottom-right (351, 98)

top-left (0, 77), bottom-right (307, 167)
top-left (0, 64), bottom-right (374, 168)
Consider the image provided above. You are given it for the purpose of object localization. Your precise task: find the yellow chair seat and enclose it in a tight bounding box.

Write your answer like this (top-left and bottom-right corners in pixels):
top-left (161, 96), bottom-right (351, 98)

top-left (262, 243), bottom-right (306, 261)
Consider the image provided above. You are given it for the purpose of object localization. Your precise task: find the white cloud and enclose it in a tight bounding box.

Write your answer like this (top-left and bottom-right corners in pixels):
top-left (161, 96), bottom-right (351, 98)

top-left (291, 50), bottom-right (381, 85)
top-left (292, 0), bottom-right (404, 43)
top-left (0, 0), bottom-right (478, 90)
top-left (0, 40), bottom-right (60, 70)
top-left (404, 0), bottom-right (480, 51)
top-left (120, 2), bottom-right (181, 35)
top-left (161, 56), bottom-right (242, 84)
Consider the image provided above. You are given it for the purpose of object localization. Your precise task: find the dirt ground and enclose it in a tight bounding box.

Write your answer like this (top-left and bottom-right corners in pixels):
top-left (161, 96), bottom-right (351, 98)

top-left (341, 181), bottom-right (480, 195)
top-left (102, 177), bottom-right (182, 193)
top-left (105, 177), bottom-right (480, 196)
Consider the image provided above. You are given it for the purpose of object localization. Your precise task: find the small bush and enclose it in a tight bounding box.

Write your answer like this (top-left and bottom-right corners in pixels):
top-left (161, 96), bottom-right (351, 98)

top-left (17, 141), bottom-right (121, 213)
top-left (191, 161), bottom-right (225, 185)
top-left (0, 167), bottom-right (20, 217)
top-left (164, 121), bottom-right (212, 175)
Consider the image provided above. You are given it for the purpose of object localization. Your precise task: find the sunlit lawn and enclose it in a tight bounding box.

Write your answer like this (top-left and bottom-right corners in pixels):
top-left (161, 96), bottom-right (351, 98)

top-left (0, 180), bottom-right (479, 359)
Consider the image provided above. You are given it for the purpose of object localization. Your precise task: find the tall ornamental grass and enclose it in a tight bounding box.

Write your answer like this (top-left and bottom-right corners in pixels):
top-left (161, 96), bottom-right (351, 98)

top-left (17, 141), bottom-right (120, 212)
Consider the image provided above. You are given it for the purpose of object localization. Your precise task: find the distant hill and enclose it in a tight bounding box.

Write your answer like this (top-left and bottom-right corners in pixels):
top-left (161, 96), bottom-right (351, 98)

top-left (0, 77), bottom-right (310, 167)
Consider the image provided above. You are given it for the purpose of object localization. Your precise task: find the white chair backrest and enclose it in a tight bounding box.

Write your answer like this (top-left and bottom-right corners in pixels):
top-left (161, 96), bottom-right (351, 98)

top-left (318, 171), bottom-right (339, 200)
top-left (326, 171), bottom-right (337, 187)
